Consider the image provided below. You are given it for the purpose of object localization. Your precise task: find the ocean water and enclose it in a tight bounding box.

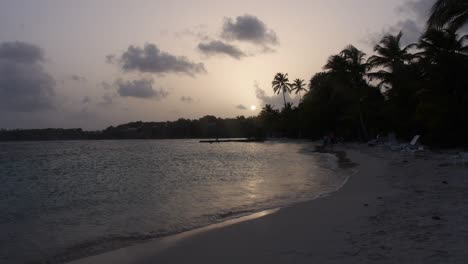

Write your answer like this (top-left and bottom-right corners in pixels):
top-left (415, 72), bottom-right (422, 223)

top-left (0, 140), bottom-right (346, 263)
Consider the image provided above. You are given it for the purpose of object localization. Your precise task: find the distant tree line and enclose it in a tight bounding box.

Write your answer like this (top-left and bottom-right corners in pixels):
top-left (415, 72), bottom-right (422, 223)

top-left (0, 116), bottom-right (263, 141)
top-left (1, 1), bottom-right (467, 147)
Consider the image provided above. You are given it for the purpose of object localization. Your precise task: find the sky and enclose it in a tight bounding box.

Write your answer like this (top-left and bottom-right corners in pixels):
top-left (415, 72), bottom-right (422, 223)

top-left (0, 0), bottom-right (438, 130)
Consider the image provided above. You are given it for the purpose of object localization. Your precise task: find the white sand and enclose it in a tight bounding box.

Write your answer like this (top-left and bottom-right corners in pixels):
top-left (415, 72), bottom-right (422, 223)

top-left (70, 144), bottom-right (468, 263)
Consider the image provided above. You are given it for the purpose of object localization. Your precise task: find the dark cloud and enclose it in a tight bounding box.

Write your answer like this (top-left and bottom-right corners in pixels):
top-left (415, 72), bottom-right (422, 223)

top-left (255, 82), bottom-right (298, 108)
top-left (180, 96), bottom-right (193, 103)
top-left (363, 1), bottom-right (435, 48)
top-left (0, 41), bottom-right (44, 63)
top-left (198, 40), bottom-right (246, 59)
top-left (113, 43), bottom-right (206, 76)
top-left (396, 0), bottom-right (468, 33)
top-left (236, 104), bottom-right (247, 110)
top-left (70, 74), bottom-right (87, 82)
top-left (390, 19), bottom-right (423, 45)
top-left (221, 15), bottom-right (278, 46)
top-left (116, 78), bottom-right (169, 100)
top-left (0, 41), bottom-right (55, 112)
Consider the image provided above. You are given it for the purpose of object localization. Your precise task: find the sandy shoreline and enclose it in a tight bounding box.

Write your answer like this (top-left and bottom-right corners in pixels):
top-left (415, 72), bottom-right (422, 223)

top-left (70, 144), bottom-right (468, 264)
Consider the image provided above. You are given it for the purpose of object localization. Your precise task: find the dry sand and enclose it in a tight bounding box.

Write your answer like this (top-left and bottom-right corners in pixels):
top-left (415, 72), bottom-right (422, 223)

top-left (70, 144), bottom-right (468, 264)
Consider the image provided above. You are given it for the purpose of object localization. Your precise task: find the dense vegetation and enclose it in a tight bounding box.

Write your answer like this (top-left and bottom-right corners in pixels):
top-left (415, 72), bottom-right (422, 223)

top-left (1, 0), bottom-right (467, 147)
top-left (259, 0), bottom-right (468, 147)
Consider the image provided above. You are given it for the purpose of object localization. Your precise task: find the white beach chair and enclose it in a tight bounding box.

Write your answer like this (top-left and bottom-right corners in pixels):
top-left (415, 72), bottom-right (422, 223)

top-left (403, 135), bottom-right (420, 152)
top-left (410, 135), bottom-right (420, 146)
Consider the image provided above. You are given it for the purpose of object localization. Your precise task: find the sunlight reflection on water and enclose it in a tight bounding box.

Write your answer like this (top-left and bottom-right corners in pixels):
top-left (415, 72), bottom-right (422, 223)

top-left (0, 139), bottom-right (344, 263)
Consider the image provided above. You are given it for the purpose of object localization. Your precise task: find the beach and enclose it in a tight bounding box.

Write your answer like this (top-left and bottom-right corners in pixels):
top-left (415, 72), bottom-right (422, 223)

top-left (70, 143), bottom-right (468, 263)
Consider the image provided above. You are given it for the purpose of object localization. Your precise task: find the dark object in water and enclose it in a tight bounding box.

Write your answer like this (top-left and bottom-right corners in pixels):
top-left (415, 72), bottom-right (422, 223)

top-left (432, 216), bottom-right (442, 221)
top-left (442, 181), bottom-right (448, 185)
top-left (199, 138), bottom-right (264, 143)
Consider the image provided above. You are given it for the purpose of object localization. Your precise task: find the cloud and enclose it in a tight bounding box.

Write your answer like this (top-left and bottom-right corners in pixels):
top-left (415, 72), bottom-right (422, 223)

top-left (391, 19), bottom-right (424, 45)
top-left (70, 74), bottom-right (87, 82)
top-left (105, 54), bottom-right (116, 64)
top-left (100, 81), bottom-right (112, 90)
top-left (0, 41), bottom-right (44, 63)
top-left (116, 78), bottom-right (169, 100)
top-left (363, 0), bottom-right (435, 48)
top-left (396, 0), bottom-right (434, 20)
top-left (174, 25), bottom-right (210, 41)
top-left (198, 40), bottom-right (247, 59)
top-left (180, 96), bottom-right (193, 103)
top-left (364, 19), bottom-right (424, 47)
top-left (98, 94), bottom-right (115, 107)
top-left (0, 41), bottom-right (55, 112)
top-left (221, 15), bottom-right (278, 47)
top-left (236, 104), bottom-right (247, 110)
top-left (396, 0), bottom-right (468, 33)
top-left (82, 96), bottom-right (91, 103)
top-left (112, 43), bottom-right (206, 76)
top-left (254, 82), bottom-right (299, 108)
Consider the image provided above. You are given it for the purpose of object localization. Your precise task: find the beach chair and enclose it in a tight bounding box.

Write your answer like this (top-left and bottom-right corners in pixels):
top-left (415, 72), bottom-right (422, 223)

top-left (406, 135), bottom-right (420, 149)
top-left (401, 135), bottom-right (420, 152)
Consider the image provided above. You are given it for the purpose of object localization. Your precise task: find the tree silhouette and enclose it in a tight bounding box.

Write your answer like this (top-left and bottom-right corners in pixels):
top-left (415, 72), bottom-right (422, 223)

top-left (367, 32), bottom-right (417, 90)
top-left (428, 0), bottom-right (468, 30)
top-left (291, 79), bottom-right (307, 102)
top-left (272, 73), bottom-right (292, 108)
top-left (324, 45), bottom-right (370, 139)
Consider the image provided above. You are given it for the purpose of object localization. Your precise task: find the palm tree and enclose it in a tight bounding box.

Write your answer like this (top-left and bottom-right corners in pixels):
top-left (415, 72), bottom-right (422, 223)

top-left (415, 25), bottom-right (468, 142)
top-left (262, 104), bottom-right (276, 113)
top-left (367, 32), bottom-right (417, 91)
top-left (324, 45), bottom-right (369, 139)
top-left (428, 0), bottom-right (468, 30)
top-left (367, 32), bottom-right (420, 135)
top-left (418, 26), bottom-right (468, 60)
top-left (259, 104), bottom-right (279, 135)
top-left (417, 26), bottom-right (468, 94)
top-left (272, 73), bottom-right (292, 108)
top-left (291, 79), bottom-right (307, 102)
top-left (325, 45), bottom-right (368, 80)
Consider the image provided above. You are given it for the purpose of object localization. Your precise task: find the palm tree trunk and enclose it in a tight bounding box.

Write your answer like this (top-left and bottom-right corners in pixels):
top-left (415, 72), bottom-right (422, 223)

top-left (282, 90), bottom-right (287, 108)
top-left (299, 90), bottom-right (302, 102)
top-left (358, 102), bottom-right (368, 141)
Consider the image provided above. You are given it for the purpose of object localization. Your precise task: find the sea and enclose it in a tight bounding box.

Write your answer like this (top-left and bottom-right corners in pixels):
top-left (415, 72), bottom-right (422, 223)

top-left (0, 139), bottom-right (347, 263)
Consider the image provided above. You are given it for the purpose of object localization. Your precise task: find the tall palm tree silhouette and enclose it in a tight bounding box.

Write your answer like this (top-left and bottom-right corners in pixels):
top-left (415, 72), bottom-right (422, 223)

top-left (418, 26), bottom-right (468, 59)
top-left (428, 0), bottom-right (468, 30)
top-left (291, 79), bottom-right (307, 102)
top-left (324, 45), bottom-right (369, 139)
top-left (272, 73), bottom-right (292, 108)
top-left (418, 26), bottom-right (468, 94)
top-left (367, 32), bottom-right (416, 91)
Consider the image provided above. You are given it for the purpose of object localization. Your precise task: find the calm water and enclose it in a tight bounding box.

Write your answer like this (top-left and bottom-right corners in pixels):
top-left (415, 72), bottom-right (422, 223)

top-left (0, 140), bottom-right (345, 263)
